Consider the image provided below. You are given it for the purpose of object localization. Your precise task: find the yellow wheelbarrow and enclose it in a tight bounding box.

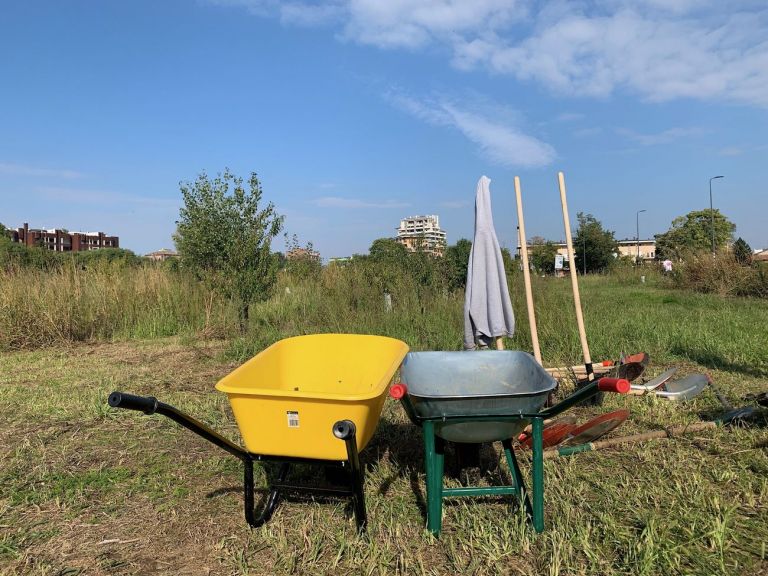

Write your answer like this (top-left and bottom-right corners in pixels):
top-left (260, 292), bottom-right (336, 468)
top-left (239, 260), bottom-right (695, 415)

top-left (108, 334), bottom-right (408, 531)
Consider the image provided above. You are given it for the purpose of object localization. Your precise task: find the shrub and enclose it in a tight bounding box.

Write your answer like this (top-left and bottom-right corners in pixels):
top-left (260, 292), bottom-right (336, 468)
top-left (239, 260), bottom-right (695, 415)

top-left (671, 251), bottom-right (766, 297)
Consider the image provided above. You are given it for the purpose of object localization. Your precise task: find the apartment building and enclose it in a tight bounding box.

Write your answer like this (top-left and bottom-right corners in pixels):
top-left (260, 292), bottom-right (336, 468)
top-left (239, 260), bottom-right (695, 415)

top-left (286, 247), bottom-right (321, 261)
top-left (9, 223), bottom-right (119, 252)
top-left (146, 248), bottom-right (178, 261)
top-left (518, 239), bottom-right (656, 262)
top-left (396, 215), bottom-right (446, 256)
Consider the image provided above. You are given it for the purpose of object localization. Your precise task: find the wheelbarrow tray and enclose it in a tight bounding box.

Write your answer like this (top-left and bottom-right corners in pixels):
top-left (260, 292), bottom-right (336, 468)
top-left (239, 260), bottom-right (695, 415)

top-left (216, 334), bottom-right (409, 460)
top-left (399, 351), bottom-right (557, 443)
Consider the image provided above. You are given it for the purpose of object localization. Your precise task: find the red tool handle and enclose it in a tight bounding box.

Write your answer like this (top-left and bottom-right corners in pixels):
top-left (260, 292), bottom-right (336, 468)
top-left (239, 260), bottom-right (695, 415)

top-left (390, 383), bottom-right (408, 399)
top-left (597, 377), bottom-right (630, 394)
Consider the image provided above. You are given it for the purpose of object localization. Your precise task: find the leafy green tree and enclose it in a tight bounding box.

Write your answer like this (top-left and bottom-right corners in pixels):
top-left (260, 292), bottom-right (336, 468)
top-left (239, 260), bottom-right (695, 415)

top-left (573, 213), bottom-right (618, 273)
top-left (369, 238), bottom-right (409, 262)
top-left (444, 238), bottom-right (472, 289)
top-left (655, 209), bottom-right (735, 260)
top-left (174, 169), bottom-right (283, 331)
top-left (528, 237), bottom-right (559, 275)
top-left (733, 237), bottom-right (752, 266)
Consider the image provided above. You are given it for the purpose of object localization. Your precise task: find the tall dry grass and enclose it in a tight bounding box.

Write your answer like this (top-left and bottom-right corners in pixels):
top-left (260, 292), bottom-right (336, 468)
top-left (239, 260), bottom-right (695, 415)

top-left (669, 251), bottom-right (768, 297)
top-left (0, 262), bottom-right (234, 350)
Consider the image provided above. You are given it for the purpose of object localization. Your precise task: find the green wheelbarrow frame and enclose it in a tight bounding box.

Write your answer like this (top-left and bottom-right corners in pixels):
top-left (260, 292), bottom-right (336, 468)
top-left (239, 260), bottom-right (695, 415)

top-left (391, 377), bottom-right (630, 536)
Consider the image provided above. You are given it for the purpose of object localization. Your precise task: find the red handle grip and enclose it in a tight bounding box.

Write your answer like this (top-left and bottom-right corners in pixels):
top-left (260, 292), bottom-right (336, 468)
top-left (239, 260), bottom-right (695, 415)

top-left (390, 383), bottom-right (407, 399)
top-left (601, 360), bottom-right (615, 367)
top-left (598, 377), bottom-right (630, 394)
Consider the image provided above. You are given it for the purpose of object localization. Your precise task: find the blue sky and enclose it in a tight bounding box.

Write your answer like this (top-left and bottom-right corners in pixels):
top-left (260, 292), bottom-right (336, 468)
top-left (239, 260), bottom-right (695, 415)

top-left (2, 0), bottom-right (767, 257)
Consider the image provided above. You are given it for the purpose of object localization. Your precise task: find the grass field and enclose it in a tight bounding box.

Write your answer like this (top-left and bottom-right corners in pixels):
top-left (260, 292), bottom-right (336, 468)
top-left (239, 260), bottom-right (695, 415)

top-left (1, 276), bottom-right (767, 575)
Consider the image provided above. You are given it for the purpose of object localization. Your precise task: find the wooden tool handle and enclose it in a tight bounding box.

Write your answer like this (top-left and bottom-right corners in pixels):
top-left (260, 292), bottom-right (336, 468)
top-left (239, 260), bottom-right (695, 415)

top-left (558, 171), bottom-right (592, 374)
top-left (515, 176), bottom-right (542, 365)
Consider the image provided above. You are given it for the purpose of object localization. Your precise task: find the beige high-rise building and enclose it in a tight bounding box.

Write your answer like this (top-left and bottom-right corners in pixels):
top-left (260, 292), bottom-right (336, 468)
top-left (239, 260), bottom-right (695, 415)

top-left (396, 215), bottom-right (446, 256)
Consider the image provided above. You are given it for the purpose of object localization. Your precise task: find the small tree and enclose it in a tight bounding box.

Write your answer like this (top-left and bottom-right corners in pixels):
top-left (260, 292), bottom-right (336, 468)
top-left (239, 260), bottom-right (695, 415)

top-left (573, 213), bottom-right (618, 273)
top-left (528, 237), bottom-right (559, 275)
top-left (369, 238), bottom-right (409, 262)
top-left (655, 209), bottom-right (735, 260)
top-left (444, 238), bottom-right (472, 290)
top-left (733, 237), bottom-right (752, 266)
top-left (174, 169), bottom-right (283, 331)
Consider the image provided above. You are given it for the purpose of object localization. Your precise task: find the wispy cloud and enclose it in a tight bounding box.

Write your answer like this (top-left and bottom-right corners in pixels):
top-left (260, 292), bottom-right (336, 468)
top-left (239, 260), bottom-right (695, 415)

top-left (313, 196), bottom-right (410, 209)
top-left (340, 0), bottom-right (526, 50)
top-left (385, 90), bottom-right (556, 167)
top-left (616, 126), bottom-right (707, 146)
top-left (0, 162), bottom-right (83, 179)
top-left (209, 1), bottom-right (768, 108)
top-left (718, 146), bottom-right (743, 156)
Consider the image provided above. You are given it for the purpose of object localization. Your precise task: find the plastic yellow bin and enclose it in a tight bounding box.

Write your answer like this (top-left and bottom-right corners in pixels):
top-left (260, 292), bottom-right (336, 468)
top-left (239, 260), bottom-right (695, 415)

top-left (215, 334), bottom-right (409, 460)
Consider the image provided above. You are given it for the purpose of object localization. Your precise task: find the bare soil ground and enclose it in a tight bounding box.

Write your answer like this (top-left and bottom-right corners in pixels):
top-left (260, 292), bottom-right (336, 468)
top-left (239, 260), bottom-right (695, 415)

top-left (1, 339), bottom-right (767, 575)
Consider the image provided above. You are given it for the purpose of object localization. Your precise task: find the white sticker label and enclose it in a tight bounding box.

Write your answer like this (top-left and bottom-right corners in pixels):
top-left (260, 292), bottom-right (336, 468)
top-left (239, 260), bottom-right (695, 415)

top-left (287, 411), bottom-right (299, 428)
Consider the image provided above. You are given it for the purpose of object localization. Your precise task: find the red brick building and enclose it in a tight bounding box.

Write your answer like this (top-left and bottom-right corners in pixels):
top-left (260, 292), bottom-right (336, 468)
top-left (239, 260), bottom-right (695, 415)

top-left (9, 223), bottom-right (119, 252)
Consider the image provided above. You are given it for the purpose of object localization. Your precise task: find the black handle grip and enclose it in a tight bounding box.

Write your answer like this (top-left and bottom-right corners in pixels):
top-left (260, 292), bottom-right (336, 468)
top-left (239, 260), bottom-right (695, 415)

top-left (108, 391), bottom-right (159, 414)
top-left (332, 420), bottom-right (357, 441)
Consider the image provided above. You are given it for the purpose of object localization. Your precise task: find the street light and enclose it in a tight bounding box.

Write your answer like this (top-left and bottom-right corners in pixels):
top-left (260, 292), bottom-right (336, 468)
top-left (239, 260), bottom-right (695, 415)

top-left (636, 209), bottom-right (646, 263)
top-left (709, 175), bottom-right (724, 255)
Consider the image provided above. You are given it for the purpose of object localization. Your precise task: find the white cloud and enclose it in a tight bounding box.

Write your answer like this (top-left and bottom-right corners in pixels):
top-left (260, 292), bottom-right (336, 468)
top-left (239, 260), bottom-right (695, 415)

top-left (0, 162), bottom-right (83, 179)
top-left (341, 0), bottom-right (526, 49)
top-left (313, 196), bottom-right (411, 208)
top-left (208, 0), bottom-right (768, 108)
top-left (459, 6), bottom-right (768, 107)
top-left (718, 146), bottom-right (743, 156)
top-left (386, 90), bottom-right (556, 167)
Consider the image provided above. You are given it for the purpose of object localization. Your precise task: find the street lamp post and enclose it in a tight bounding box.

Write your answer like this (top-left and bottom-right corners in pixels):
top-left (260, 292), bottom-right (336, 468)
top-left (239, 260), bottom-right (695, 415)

top-left (709, 175), bottom-right (724, 255)
top-left (636, 209), bottom-right (646, 263)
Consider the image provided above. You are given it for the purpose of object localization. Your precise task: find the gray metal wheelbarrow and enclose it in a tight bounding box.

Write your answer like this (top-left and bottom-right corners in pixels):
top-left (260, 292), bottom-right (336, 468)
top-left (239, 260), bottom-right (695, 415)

top-left (390, 350), bottom-right (630, 536)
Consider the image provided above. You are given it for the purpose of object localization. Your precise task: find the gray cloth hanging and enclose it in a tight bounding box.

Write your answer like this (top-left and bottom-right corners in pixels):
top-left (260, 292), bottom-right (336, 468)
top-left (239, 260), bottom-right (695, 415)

top-left (463, 175), bottom-right (515, 350)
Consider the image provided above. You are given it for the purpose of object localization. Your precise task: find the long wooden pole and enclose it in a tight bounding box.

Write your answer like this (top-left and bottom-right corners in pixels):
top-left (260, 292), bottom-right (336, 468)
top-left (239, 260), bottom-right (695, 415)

top-left (557, 171), bottom-right (593, 382)
top-left (514, 176), bottom-right (542, 364)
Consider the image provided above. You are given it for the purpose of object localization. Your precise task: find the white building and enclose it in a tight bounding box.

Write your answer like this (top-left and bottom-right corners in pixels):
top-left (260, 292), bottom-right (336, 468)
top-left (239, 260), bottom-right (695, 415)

top-left (396, 215), bottom-right (446, 256)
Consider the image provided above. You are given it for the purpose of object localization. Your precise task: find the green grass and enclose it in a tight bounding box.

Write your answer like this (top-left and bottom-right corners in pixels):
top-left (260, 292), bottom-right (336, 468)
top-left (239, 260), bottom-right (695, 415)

top-left (1, 275), bottom-right (767, 575)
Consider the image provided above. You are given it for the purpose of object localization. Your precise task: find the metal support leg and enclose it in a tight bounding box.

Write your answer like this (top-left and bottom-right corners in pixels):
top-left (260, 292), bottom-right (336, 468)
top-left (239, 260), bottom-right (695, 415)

top-left (245, 460), bottom-right (290, 527)
top-left (333, 420), bottom-right (367, 532)
top-left (531, 417), bottom-right (545, 533)
top-left (423, 420), bottom-right (443, 536)
top-left (502, 439), bottom-right (533, 521)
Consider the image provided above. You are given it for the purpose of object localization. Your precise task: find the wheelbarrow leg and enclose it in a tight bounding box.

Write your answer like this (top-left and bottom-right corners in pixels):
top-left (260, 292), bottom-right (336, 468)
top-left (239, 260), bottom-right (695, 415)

top-left (244, 459), bottom-right (290, 528)
top-left (423, 420), bottom-right (444, 536)
top-left (531, 417), bottom-right (545, 533)
top-left (501, 439), bottom-right (533, 522)
top-left (333, 420), bottom-right (367, 532)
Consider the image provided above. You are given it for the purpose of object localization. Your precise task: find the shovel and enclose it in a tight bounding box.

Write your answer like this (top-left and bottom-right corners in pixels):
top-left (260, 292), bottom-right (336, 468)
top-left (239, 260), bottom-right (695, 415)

top-left (629, 367), bottom-right (678, 395)
top-left (654, 374), bottom-right (709, 401)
